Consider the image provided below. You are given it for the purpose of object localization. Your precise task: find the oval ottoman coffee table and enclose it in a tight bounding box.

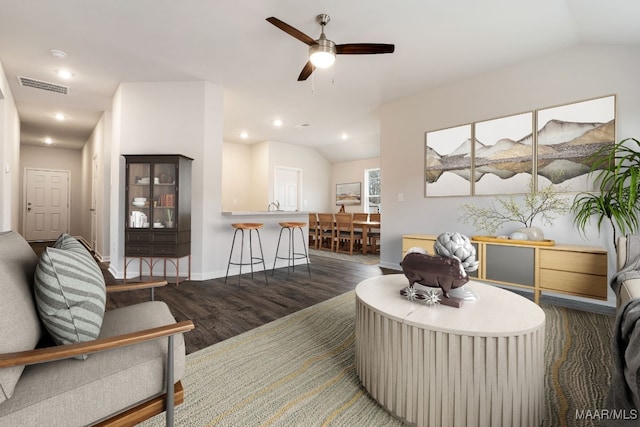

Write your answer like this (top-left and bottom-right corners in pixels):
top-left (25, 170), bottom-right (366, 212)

top-left (355, 274), bottom-right (545, 427)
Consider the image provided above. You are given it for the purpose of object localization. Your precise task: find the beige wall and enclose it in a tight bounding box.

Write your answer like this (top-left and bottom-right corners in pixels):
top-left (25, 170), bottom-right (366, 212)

top-left (222, 140), bottom-right (332, 213)
top-left (221, 141), bottom-right (252, 211)
top-left (332, 158), bottom-right (380, 213)
top-left (266, 140), bottom-right (332, 213)
top-left (380, 44), bottom-right (640, 307)
top-left (0, 59), bottom-right (21, 232)
top-left (19, 144), bottom-right (83, 237)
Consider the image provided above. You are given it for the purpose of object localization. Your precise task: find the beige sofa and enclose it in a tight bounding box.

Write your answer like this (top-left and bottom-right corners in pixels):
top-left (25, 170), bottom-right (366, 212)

top-left (616, 235), bottom-right (640, 309)
top-left (0, 231), bottom-right (194, 426)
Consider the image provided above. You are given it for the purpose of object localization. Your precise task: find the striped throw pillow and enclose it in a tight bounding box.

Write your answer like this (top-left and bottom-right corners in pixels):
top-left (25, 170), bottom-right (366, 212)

top-left (34, 236), bottom-right (106, 359)
top-left (53, 233), bottom-right (87, 253)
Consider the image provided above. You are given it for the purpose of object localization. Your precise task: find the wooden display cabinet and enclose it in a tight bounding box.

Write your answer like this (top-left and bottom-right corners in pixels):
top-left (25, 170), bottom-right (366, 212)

top-left (124, 154), bottom-right (193, 283)
top-left (402, 234), bottom-right (608, 303)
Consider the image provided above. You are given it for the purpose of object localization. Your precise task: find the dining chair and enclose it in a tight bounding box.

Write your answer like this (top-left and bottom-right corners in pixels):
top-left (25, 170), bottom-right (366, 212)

top-left (308, 213), bottom-right (319, 249)
top-left (353, 212), bottom-right (369, 221)
top-left (334, 213), bottom-right (362, 255)
top-left (317, 213), bottom-right (335, 252)
top-left (368, 213), bottom-right (381, 254)
top-left (351, 213), bottom-right (369, 251)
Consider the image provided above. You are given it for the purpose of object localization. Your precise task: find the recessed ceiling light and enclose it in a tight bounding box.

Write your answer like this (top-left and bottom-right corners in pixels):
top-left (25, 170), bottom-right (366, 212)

top-left (43, 137), bottom-right (53, 145)
top-left (56, 69), bottom-right (73, 79)
top-left (341, 133), bottom-right (348, 140)
top-left (240, 131), bottom-right (249, 139)
top-left (50, 49), bottom-right (67, 59)
top-left (273, 119), bottom-right (283, 127)
top-left (54, 113), bottom-right (65, 121)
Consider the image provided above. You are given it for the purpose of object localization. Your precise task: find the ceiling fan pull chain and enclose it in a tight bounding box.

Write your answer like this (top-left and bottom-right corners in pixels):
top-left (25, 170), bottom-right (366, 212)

top-left (311, 72), bottom-right (315, 92)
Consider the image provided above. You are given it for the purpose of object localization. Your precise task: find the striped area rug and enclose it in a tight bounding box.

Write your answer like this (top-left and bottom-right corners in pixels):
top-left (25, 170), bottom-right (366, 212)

top-left (140, 291), bottom-right (615, 427)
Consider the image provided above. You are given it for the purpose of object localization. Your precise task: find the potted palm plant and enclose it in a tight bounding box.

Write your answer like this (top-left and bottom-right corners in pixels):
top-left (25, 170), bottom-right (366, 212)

top-left (571, 137), bottom-right (640, 249)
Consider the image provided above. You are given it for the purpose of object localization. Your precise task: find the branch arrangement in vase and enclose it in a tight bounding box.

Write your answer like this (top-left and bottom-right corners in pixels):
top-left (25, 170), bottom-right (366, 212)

top-left (458, 179), bottom-right (569, 239)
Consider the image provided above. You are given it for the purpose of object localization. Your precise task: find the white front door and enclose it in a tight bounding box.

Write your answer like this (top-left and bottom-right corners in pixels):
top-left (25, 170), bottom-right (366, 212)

top-left (274, 167), bottom-right (301, 211)
top-left (24, 168), bottom-right (70, 241)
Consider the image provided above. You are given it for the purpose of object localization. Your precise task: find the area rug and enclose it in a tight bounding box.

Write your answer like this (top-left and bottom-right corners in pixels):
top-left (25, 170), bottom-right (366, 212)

top-left (308, 248), bottom-right (380, 266)
top-left (140, 291), bottom-right (615, 427)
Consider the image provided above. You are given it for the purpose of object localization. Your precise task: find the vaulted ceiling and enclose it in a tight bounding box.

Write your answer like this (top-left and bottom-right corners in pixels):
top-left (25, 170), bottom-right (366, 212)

top-left (1, 1), bottom-right (639, 162)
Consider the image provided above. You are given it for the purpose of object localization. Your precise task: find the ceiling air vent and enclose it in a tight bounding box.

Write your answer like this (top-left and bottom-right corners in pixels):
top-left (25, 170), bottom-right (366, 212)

top-left (17, 76), bottom-right (68, 94)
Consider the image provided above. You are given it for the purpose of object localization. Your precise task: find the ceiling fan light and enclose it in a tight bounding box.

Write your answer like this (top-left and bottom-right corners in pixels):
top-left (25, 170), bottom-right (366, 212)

top-left (309, 39), bottom-right (336, 68)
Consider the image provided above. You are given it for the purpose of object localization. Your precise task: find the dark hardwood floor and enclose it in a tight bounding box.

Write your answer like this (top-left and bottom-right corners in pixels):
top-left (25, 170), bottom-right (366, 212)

top-left (104, 255), bottom-right (389, 354)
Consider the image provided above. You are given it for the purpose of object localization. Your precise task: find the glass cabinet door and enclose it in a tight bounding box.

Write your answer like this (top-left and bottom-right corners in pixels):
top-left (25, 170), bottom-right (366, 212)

top-left (152, 162), bottom-right (177, 229)
top-left (127, 162), bottom-right (152, 228)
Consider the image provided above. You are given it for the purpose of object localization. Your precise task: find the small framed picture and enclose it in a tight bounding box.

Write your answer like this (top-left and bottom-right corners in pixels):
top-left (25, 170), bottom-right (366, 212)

top-left (336, 182), bottom-right (361, 206)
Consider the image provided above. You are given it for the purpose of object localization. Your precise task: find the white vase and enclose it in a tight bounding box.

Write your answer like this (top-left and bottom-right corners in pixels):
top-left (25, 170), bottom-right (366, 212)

top-left (514, 226), bottom-right (544, 241)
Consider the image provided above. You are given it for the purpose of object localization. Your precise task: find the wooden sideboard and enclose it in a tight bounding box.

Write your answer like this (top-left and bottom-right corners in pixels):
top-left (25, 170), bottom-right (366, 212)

top-left (402, 234), bottom-right (608, 304)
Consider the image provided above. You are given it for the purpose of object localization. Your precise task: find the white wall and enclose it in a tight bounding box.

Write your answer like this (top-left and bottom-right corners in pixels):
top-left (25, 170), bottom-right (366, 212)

top-left (20, 145), bottom-right (83, 236)
top-left (0, 60), bottom-right (20, 232)
top-left (81, 111), bottom-right (112, 260)
top-left (332, 157), bottom-right (380, 213)
top-left (380, 44), bottom-right (640, 307)
top-left (109, 81), bottom-right (224, 280)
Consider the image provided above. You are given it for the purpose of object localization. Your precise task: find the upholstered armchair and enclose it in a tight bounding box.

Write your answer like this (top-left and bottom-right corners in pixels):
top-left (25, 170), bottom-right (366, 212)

top-left (0, 231), bottom-right (194, 426)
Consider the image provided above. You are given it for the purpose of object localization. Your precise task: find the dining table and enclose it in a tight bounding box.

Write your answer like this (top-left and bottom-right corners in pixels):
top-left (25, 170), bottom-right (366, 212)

top-left (352, 220), bottom-right (381, 255)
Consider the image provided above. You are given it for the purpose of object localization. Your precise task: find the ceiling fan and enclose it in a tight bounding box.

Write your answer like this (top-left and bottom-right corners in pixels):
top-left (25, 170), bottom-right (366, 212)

top-left (266, 14), bottom-right (395, 81)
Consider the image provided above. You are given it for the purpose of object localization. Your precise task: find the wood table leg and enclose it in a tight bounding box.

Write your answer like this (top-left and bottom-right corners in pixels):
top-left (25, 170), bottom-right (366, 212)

top-left (362, 224), bottom-right (369, 255)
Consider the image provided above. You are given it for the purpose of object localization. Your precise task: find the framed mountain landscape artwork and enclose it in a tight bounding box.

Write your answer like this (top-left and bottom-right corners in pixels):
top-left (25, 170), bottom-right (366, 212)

top-left (536, 95), bottom-right (615, 192)
top-left (425, 124), bottom-right (473, 197)
top-left (336, 182), bottom-right (361, 206)
top-left (474, 112), bottom-right (534, 195)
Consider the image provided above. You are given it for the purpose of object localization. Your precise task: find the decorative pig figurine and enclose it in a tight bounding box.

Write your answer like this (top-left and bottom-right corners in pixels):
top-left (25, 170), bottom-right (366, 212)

top-left (401, 251), bottom-right (469, 298)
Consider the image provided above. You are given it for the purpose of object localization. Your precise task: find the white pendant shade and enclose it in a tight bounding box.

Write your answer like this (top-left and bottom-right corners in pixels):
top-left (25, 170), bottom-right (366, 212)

top-left (309, 38), bottom-right (336, 68)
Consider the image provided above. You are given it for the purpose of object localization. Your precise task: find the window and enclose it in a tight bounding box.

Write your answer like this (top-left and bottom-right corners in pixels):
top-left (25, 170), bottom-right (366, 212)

top-left (364, 168), bottom-right (381, 213)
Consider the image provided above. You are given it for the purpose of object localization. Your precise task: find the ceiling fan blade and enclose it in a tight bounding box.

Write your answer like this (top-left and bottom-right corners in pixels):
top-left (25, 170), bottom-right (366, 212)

top-left (266, 17), bottom-right (316, 46)
top-left (336, 43), bottom-right (395, 55)
top-left (297, 61), bottom-right (316, 81)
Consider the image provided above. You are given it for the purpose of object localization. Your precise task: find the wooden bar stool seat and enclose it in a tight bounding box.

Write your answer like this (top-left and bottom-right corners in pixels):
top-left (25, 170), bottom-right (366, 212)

top-left (272, 221), bottom-right (311, 278)
top-left (225, 223), bottom-right (268, 284)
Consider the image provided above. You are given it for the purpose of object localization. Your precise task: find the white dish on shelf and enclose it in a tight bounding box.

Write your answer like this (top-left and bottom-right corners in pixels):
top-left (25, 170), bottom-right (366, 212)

top-left (132, 202), bottom-right (146, 207)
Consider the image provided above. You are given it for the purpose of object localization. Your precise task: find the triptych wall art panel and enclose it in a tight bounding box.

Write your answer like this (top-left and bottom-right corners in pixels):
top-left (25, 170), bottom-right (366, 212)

top-left (424, 95), bottom-right (615, 197)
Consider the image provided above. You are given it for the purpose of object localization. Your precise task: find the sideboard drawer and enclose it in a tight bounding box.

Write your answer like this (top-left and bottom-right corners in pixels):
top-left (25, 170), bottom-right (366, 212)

top-left (539, 269), bottom-right (608, 299)
top-left (539, 249), bottom-right (607, 275)
top-left (402, 237), bottom-right (436, 255)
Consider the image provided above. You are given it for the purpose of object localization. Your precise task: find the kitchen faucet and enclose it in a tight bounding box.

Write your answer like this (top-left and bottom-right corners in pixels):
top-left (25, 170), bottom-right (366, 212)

top-left (267, 200), bottom-right (280, 212)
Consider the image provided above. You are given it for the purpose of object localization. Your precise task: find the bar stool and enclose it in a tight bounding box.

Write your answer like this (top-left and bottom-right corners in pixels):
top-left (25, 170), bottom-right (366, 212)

top-left (272, 222), bottom-right (311, 278)
top-left (225, 223), bottom-right (268, 285)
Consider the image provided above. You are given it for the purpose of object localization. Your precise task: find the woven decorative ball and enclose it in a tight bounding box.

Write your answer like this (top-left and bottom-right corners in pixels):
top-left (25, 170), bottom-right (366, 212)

top-left (434, 232), bottom-right (479, 273)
